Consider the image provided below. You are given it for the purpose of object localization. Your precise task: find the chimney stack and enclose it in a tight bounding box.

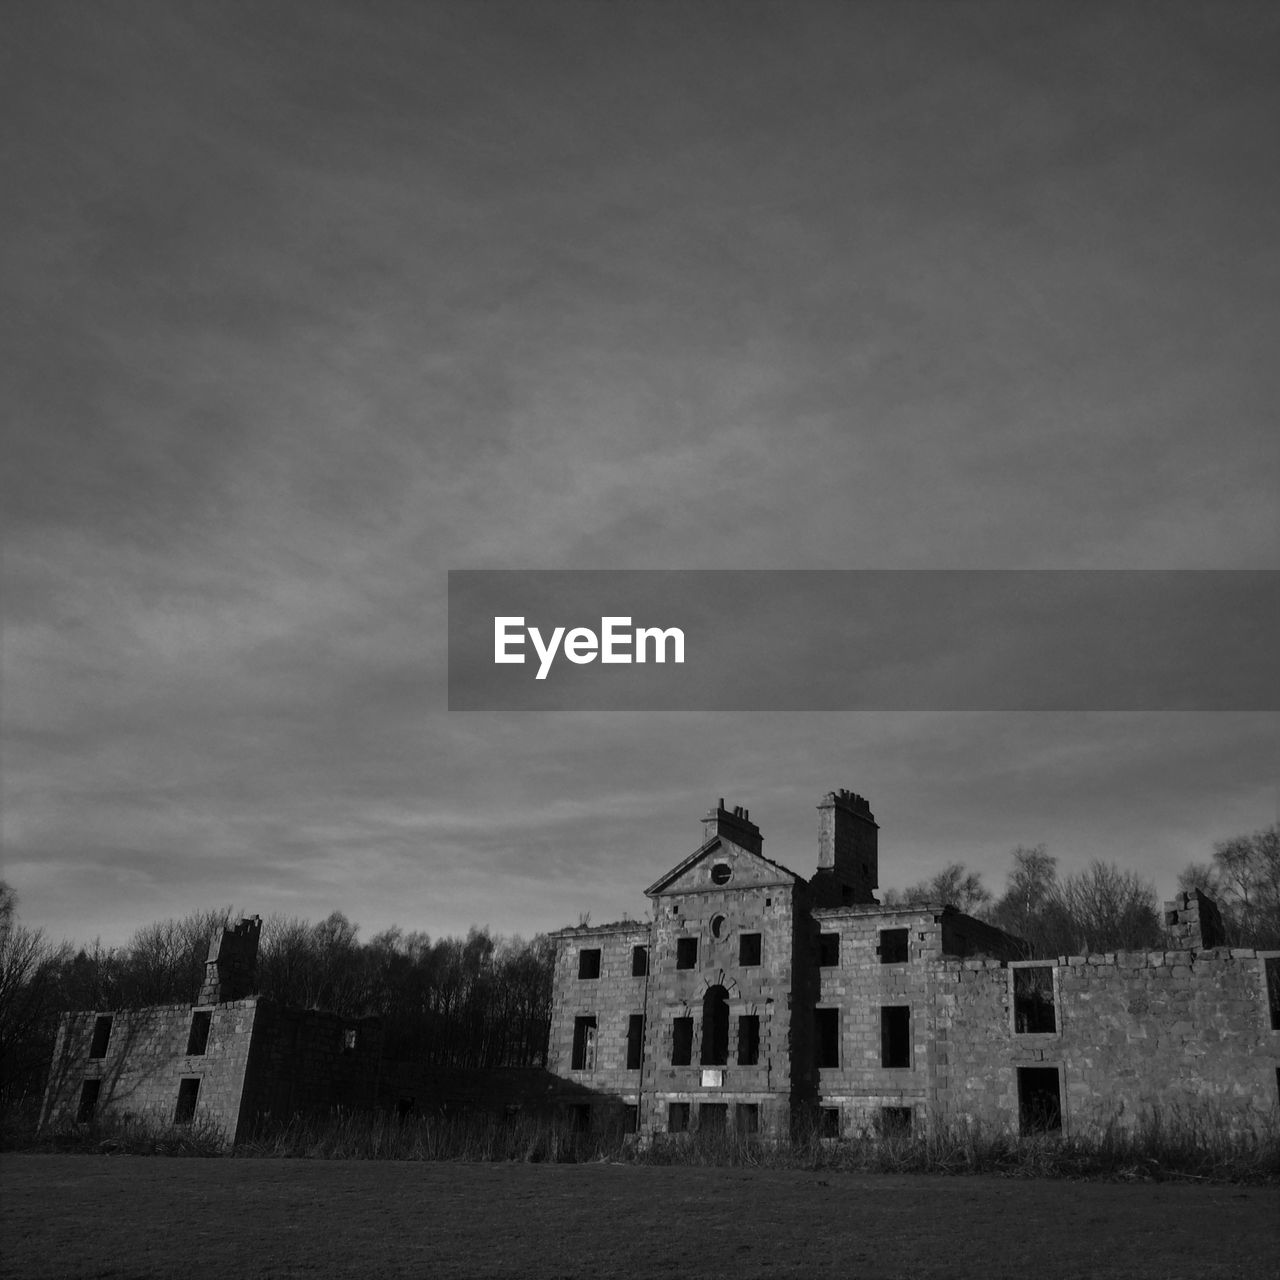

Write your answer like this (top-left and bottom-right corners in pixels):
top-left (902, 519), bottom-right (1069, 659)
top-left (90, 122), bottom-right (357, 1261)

top-left (702, 800), bottom-right (763, 855)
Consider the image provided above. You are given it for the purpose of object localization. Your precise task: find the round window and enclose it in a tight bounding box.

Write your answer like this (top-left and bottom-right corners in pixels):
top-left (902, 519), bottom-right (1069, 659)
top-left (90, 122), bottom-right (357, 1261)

top-left (710, 914), bottom-right (727, 939)
top-left (710, 862), bottom-right (732, 885)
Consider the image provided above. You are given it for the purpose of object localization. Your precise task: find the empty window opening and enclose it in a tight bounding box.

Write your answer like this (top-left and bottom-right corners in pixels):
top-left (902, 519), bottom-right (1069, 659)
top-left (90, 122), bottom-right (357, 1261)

top-left (668, 1101), bottom-right (690, 1133)
top-left (699, 1103), bottom-right (727, 1133)
top-left (396, 1097), bottom-right (416, 1118)
top-left (569, 1103), bottom-right (591, 1134)
top-left (701, 985), bottom-right (729, 1065)
top-left (174, 1078), bottom-right (200, 1124)
top-left (622, 1104), bottom-right (639, 1133)
top-left (818, 932), bottom-right (840, 966)
top-left (76, 1079), bottom-right (101, 1123)
top-left (627, 1013), bottom-right (644, 1070)
top-left (815, 1008), bottom-right (840, 1068)
top-left (672, 1016), bottom-right (694, 1065)
top-left (343, 1027), bottom-right (358, 1053)
top-left (739, 933), bottom-right (761, 966)
top-left (631, 945), bottom-right (649, 977)
top-left (578, 948), bottom-right (601, 979)
top-left (878, 1106), bottom-right (913, 1137)
top-left (676, 937), bottom-right (698, 969)
top-left (878, 928), bottom-right (909, 964)
top-left (1014, 966), bottom-right (1057, 1034)
top-left (710, 914), bottom-right (727, 939)
top-left (186, 1011), bottom-right (211, 1056)
top-left (736, 1104), bottom-right (759, 1136)
top-left (880, 1006), bottom-right (910, 1068)
top-left (571, 1016), bottom-right (597, 1071)
top-left (1265, 957), bottom-right (1280, 1031)
top-left (89, 1015), bottom-right (112, 1060)
top-left (737, 1014), bottom-right (760, 1066)
top-left (1018, 1067), bottom-right (1062, 1135)
top-left (710, 862), bottom-right (732, 885)
top-left (819, 1107), bottom-right (841, 1139)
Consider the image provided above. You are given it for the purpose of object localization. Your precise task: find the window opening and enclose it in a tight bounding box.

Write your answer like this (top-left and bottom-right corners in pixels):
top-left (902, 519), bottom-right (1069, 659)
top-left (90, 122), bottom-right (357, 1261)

top-left (632, 945), bottom-right (649, 977)
top-left (699, 1103), bottom-right (727, 1133)
top-left (676, 937), bottom-right (698, 969)
top-left (1265, 956), bottom-right (1280, 1031)
top-left (700, 985), bottom-right (729, 1065)
top-left (878, 928), bottom-right (909, 963)
top-left (818, 932), bottom-right (840, 966)
top-left (739, 933), bottom-right (761, 966)
top-left (174, 1078), bottom-right (200, 1124)
top-left (627, 1013), bottom-right (644, 1070)
top-left (622, 1104), bottom-right (638, 1133)
top-left (1018, 1067), bottom-right (1062, 1134)
top-left (815, 1008), bottom-right (840, 1068)
top-left (710, 914), bottom-right (727, 939)
top-left (668, 1101), bottom-right (690, 1133)
top-left (878, 1106), bottom-right (912, 1136)
top-left (819, 1107), bottom-right (841, 1138)
top-left (571, 1016), bottom-right (597, 1071)
top-left (671, 1016), bottom-right (693, 1065)
top-left (737, 1014), bottom-right (760, 1066)
top-left (880, 1006), bottom-right (910, 1068)
top-left (569, 1103), bottom-right (591, 1134)
top-left (578, 948), bottom-right (601, 979)
top-left (343, 1027), bottom-right (358, 1052)
top-left (77, 1079), bottom-right (101, 1123)
top-left (89, 1015), bottom-right (112, 1059)
top-left (186, 1011), bottom-right (211, 1056)
top-left (735, 1104), bottom-right (759, 1136)
top-left (1014, 966), bottom-right (1057, 1034)
top-left (710, 862), bottom-right (732, 885)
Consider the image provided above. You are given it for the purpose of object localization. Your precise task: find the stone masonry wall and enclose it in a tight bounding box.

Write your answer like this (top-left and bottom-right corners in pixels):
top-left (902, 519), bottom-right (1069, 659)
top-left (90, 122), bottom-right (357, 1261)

top-left (940, 947), bottom-right (1279, 1136)
top-left (239, 1002), bottom-right (383, 1130)
top-left (40, 1000), bottom-right (260, 1141)
top-left (644, 881), bottom-right (800, 1139)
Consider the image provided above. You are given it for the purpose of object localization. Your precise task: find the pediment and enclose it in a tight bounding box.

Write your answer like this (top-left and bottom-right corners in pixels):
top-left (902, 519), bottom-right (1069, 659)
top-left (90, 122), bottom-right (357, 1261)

top-left (645, 836), bottom-right (800, 898)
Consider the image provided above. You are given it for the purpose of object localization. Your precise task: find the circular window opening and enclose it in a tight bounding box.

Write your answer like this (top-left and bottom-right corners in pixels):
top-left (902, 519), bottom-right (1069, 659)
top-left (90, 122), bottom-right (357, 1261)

top-left (710, 862), bottom-right (732, 885)
top-left (710, 914), bottom-right (728, 939)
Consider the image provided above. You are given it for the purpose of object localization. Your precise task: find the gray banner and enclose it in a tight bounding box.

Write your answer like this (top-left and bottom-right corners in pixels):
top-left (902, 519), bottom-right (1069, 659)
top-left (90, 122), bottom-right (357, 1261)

top-left (448, 570), bottom-right (1277, 710)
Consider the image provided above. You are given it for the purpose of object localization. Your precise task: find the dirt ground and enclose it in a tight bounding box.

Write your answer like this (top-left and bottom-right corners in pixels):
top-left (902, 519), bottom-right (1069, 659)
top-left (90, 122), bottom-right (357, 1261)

top-left (2, 1154), bottom-right (1277, 1280)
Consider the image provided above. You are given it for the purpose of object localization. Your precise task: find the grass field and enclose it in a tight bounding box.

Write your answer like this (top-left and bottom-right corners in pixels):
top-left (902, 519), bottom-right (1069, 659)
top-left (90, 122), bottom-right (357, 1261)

top-left (2, 1154), bottom-right (1277, 1280)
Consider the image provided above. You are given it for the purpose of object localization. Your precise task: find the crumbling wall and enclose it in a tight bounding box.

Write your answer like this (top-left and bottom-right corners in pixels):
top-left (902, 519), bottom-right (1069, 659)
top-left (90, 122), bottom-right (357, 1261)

top-left (39, 1000), bottom-right (260, 1141)
top-left (238, 1002), bottom-right (382, 1131)
top-left (940, 948), bottom-right (1279, 1136)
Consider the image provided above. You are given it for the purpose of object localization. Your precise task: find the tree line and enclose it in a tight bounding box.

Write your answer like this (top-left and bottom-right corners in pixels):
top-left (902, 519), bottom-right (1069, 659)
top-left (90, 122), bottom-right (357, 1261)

top-left (882, 824), bottom-right (1280, 957)
top-left (0, 883), bottom-right (555, 1106)
top-left (2, 822), bottom-right (1276, 1105)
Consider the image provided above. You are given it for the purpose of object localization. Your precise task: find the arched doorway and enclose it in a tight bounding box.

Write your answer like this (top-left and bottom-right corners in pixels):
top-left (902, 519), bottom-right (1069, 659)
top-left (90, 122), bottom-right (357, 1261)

top-left (700, 985), bottom-right (729, 1065)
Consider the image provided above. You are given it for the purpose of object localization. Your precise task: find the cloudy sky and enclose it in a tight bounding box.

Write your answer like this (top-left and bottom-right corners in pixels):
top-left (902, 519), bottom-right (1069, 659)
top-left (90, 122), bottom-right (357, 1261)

top-left (4, 2), bottom-right (1276, 948)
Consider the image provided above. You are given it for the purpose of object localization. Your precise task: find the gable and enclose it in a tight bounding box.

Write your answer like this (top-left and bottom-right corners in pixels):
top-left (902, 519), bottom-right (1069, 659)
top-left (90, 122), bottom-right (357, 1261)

top-left (645, 836), bottom-right (800, 898)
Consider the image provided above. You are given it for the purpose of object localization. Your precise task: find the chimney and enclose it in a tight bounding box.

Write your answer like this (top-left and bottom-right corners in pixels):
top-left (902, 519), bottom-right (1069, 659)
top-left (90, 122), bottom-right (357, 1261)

top-left (1163, 889), bottom-right (1225, 950)
top-left (813, 789), bottom-right (878, 905)
top-left (702, 799), bottom-right (763, 856)
top-left (197, 916), bottom-right (262, 1005)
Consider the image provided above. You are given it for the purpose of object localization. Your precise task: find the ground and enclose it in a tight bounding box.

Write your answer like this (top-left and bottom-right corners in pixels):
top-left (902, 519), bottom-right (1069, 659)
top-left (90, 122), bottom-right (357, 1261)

top-left (2, 1155), bottom-right (1277, 1279)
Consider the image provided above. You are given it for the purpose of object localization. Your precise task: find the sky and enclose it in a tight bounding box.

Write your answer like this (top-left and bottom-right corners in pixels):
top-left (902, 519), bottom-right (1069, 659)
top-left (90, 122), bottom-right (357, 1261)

top-left (2, 1), bottom-right (1277, 949)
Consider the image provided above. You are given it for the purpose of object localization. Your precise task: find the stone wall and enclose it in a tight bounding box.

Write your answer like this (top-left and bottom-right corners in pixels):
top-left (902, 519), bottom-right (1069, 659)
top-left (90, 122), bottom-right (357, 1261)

top-left (40, 999), bottom-right (260, 1141)
top-left (940, 947), bottom-right (1280, 1136)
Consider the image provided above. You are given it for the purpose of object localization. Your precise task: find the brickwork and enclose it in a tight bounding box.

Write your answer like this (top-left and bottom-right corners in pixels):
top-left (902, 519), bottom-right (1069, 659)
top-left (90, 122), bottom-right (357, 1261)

top-left (548, 792), bottom-right (1280, 1139)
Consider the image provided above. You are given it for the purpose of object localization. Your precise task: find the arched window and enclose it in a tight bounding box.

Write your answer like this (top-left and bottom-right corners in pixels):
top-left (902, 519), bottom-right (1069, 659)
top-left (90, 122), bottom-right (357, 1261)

top-left (700, 985), bottom-right (729, 1066)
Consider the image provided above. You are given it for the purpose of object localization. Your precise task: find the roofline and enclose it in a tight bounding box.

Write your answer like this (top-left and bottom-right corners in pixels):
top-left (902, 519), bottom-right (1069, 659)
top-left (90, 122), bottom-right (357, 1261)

top-left (644, 835), bottom-right (804, 897)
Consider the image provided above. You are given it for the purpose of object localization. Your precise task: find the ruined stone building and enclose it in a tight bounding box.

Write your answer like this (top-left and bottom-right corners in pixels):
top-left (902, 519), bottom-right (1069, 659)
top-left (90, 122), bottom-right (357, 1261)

top-left (40, 917), bottom-right (382, 1143)
top-left (547, 792), bottom-right (1280, 1139)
